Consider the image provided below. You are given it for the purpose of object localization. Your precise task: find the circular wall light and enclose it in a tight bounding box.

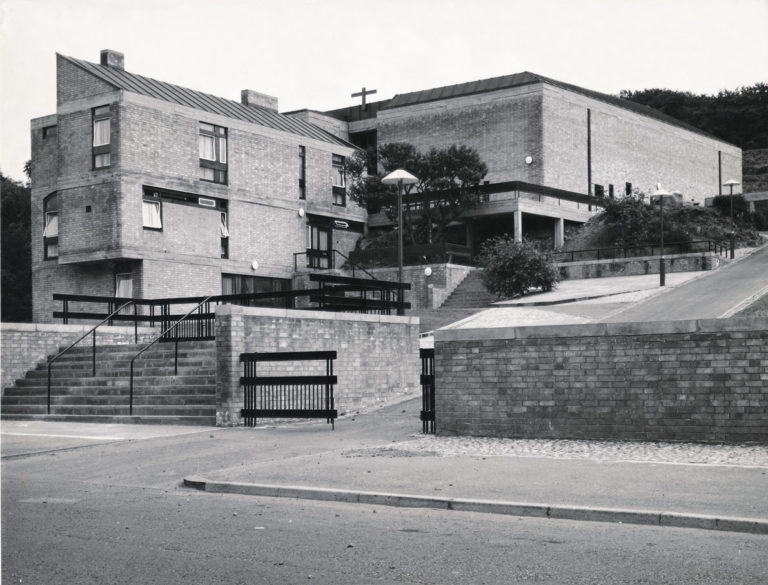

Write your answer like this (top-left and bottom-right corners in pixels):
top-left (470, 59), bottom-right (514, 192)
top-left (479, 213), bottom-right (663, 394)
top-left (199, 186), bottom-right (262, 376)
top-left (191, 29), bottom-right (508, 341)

top-left (525, 156), bottom-right (534, 165)
top-left (298, 208), bottom-right (305, 217)
top-left (251, 260), bottom-right (259, 271)
top-left (424, 267), bottom-right (433, 277)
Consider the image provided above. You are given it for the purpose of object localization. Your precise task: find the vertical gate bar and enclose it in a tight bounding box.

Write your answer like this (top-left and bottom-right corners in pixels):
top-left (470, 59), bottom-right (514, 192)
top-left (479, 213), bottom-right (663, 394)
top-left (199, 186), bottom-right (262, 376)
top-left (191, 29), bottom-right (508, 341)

top-left (92, 329), bottom-right (96, 376)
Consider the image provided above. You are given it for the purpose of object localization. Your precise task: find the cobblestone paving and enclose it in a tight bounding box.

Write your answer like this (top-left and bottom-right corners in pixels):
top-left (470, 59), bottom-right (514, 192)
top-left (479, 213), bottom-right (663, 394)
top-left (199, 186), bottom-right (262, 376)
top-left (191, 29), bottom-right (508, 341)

top-left (346, 435), bottom-right (768, 468)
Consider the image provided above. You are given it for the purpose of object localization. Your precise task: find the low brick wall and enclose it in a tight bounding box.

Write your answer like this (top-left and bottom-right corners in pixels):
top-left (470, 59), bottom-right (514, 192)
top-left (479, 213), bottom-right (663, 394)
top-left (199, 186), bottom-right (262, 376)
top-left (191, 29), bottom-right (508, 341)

top-left (1, 322), bottom-right (157, 391)
top-left (556, 252), bottom-right (725, 280)
top-left (434, 317), bottom-right (768, 442)
top-left (215, 305), bottom-right (420, 426)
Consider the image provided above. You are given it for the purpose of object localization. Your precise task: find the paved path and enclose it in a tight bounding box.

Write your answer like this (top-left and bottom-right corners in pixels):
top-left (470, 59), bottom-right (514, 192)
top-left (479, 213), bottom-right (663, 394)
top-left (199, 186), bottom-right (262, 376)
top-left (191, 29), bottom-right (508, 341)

top-left (603, 243), bottom-right (768, 322)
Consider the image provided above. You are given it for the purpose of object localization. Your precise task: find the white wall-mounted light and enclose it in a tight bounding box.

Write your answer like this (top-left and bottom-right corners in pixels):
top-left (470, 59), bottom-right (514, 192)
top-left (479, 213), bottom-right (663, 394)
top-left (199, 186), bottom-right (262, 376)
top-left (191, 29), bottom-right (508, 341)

top-left (334, 220), bottom-right (349, 229)
top-left (251, 260), bottom-right (259, 271)
top-left (525, 156), bottom-right (534, 165)
top-left (298, 208), bottom-right (305, 217)
top-left (424, 267), bottom-right (432, 277)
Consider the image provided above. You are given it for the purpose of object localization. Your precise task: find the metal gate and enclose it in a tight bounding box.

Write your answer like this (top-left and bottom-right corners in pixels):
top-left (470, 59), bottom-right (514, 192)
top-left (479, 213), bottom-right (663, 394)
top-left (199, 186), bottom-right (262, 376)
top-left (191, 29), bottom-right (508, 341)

top-left (240, 350), bottom-right (338, 429)
top-left (420, 348), bottom-right (435, 433)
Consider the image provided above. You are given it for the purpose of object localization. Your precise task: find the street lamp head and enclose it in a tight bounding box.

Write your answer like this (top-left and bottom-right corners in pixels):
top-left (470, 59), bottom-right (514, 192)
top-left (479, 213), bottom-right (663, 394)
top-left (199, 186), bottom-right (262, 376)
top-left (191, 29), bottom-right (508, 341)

top-left (723, 179), bottom-right (740, 187)
top-left (382, 169), bottom-right (419, 186)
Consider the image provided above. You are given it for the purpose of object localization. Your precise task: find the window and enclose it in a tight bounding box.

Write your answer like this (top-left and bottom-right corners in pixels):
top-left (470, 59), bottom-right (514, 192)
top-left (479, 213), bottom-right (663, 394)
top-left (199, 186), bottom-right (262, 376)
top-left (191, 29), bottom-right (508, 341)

top-left (221, 274), bottom-right (290, 307)
top-left (332, 154), bottom-right (346, 206)
top-left (608, 184), bottom-right (614, 199)
top-left (307, 224), bottom-right (331, 269)
top-left (625, 182), bottom-right (633, 196)
top-left (142, 196), bottom-right (162, 230)
top-left (199, 123), bottom-right (227, 184)
top-left (299, 146), bottom-right (306, 199)
top-left (115, 273), bottom-right (133, 298)
top-left (43, 193), bottom-right (59, 259)
top-left (220, 212), bottom-right (229, 259)
top-left (43, 125), bottom-right (57, 139)
top-left (594, 184), bottom-right (605, 198)
top-left (92, 105), bottom-right (111, 169)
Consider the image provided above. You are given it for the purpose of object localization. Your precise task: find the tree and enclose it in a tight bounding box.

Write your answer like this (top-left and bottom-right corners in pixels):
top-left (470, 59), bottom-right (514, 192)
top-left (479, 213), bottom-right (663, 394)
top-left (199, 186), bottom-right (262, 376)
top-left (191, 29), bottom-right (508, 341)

top-left (476, 236), bottom-right (559, 298)
top-left (346, 142), bottom-right (488, 245)
top-left (1, 170), bottom-right (32, 322)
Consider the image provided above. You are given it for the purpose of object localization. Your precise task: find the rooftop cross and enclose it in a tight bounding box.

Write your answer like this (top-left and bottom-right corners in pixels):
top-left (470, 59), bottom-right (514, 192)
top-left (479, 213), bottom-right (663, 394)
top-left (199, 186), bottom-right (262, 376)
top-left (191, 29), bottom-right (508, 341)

top-left (351, 87), bottom-right (377, 109)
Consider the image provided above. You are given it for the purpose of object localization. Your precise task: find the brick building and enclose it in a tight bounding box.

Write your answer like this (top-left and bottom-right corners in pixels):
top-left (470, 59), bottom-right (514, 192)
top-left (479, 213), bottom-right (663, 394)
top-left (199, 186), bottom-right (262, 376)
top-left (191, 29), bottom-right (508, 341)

top-left (30, 52), bottom-right (741, 321)
top-left (290, 72), bottom-right (742, 252)
top-left (30, 50), bottom-right (362, 322)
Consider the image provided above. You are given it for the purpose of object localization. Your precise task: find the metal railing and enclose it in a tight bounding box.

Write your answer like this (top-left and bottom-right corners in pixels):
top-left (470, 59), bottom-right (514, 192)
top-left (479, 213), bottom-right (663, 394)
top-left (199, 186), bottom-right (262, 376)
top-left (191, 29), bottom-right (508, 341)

top-left (46, 301), bottom-right (137, 415)
top-left (293, 248), bottom-right (379, 280)
top-left (128, 296), bottom-right (213, 415)
top-left (548, 239), bottom-right (730, 264)
top-left (420, 348), bottom-right (435, 434)
top-left (240, 350), bottom-right (338, 429)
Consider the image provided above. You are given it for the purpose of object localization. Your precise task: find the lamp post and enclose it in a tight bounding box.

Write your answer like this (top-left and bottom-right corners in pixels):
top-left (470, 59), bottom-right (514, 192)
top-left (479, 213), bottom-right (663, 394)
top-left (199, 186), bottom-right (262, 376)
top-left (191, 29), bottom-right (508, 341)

top-left (653, 187), bottom-right (671, 287)
top-left (382, 169), bottom-right (419, 311)
top-left (723, 179), bottom-right (740, 259)
top-left (382, 169), bottom-right (419, 283)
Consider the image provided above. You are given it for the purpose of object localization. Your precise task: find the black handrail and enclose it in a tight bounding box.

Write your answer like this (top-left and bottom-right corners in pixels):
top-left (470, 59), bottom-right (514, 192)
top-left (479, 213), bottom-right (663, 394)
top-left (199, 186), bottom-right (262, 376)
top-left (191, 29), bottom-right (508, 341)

top-left (128, 296), bottom-right (213, 415)
top-left (47, 301), bottom-right (137, 415)
top-left (548, 239), bottom-right (731, 263)
top-left (293, 248), bottom-right (379, 280)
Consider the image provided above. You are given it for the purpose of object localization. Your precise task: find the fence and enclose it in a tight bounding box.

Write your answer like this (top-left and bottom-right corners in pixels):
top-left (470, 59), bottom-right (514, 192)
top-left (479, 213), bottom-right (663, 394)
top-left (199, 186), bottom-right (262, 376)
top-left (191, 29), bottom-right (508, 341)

top-left (548, 239), bottom-right (729, 263)
top-left (240, 351), bottom-right (338, 429)
top-left (420, 348), bottom-right (435, 434)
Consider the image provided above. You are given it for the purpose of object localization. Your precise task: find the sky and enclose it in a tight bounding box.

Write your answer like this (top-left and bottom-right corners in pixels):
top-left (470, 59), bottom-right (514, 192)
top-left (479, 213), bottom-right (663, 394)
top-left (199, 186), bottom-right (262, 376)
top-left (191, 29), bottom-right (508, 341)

top-left (1, 0), bottom-right (766, 181)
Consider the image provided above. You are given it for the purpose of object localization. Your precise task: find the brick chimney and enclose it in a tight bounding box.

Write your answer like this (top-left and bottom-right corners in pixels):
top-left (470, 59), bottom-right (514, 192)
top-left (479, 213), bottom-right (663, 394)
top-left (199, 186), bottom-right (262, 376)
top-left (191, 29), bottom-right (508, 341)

top-left (100, 49), bottom-right (124, 70)
top-left (241, 89), bottom-right (278, 112)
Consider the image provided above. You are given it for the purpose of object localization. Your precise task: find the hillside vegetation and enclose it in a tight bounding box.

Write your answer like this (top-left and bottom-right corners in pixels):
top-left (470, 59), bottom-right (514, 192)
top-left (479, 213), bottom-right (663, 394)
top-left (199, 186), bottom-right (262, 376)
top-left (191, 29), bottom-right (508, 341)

top-left (563, 193), bottom-right (763, 252)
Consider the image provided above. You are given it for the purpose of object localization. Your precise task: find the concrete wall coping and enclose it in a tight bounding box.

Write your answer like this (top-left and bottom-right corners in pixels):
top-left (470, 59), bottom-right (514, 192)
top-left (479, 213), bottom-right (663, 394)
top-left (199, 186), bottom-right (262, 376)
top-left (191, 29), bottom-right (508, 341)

top-left (553, 251), bottom-right (720, 268)
top-left (216, 304), bottom-right (420, 326)
top-left (1, 322), bottom-right (157, 334)
top-left (434, 316), bottom-right (768, 343)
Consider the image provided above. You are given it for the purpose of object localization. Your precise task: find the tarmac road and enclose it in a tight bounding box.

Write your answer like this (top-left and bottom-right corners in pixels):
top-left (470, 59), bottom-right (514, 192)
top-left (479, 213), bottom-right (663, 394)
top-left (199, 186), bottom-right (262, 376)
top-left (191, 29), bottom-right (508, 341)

top-left (3, 400), bottom-right (768, 584)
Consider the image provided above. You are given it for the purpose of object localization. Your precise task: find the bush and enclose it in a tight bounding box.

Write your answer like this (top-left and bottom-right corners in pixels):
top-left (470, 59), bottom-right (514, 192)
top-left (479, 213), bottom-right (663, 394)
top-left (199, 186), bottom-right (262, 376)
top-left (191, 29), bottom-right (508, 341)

top-left (476, 236), bottom-right (559, 298)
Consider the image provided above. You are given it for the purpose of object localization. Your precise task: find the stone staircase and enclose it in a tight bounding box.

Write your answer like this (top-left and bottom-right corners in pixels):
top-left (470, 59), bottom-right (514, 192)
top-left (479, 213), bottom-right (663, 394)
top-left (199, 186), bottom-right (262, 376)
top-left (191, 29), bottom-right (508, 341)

top-left (440, 270), bottom-right (498, 308)
top-left (1, 340), bottom-right (217, 425)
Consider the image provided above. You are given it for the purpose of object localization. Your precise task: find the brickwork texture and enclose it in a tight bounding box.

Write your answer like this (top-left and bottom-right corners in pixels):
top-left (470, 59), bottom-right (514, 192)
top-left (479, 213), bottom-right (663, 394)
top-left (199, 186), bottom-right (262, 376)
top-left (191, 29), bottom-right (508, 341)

top-left (214, 305), bottom-right (420, 426)
top-left (434, 317), bottom-right (768, 442)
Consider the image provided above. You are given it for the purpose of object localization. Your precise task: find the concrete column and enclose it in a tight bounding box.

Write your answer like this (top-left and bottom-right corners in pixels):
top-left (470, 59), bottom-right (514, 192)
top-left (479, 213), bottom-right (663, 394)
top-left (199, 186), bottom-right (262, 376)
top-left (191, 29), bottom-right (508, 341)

top-left (514, 210), bottom-right (523, 242)
top-left (554, 217), bottom-right (565, 248)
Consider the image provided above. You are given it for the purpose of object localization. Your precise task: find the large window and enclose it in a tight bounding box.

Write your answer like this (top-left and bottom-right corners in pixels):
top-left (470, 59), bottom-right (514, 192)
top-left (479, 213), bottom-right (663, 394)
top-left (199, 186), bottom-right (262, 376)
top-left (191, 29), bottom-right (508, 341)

top-left (43, 193), bottom-right (59, 259)
top-left (199, 123), bottom-right (228, 184)
top-left (299, 146), bottom-right (306, 199)
top-left (115, 273), bottom-right (133, 298)
top-left (92, 105), bottom-right (111, 169)
top-left (332, 154), bottom-right (346, 206)
top-left (221, 274), bottom-right (290, 308)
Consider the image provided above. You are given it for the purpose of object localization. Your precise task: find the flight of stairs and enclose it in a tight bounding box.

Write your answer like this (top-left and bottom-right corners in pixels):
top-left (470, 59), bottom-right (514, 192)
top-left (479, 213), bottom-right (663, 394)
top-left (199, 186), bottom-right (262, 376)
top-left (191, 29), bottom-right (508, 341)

top-left (440, 270), bottom-right (498, 308)
top-left (1, 340), bottom-right (217, 425)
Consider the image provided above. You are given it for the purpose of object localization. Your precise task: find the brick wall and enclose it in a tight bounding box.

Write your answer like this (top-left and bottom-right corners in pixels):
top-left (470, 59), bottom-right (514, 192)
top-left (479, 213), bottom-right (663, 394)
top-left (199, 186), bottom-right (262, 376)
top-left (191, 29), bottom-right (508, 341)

top-left (1, 323), bottom-right (156, 391)
top-left (434, 317), bottom-right (768, 442)
top-left (365, 264), bottom-right (474, 309)
top-left (214, 305), bottom-right (420, 425)
top-left (556, 252), bottom-right (726, 280)
top-left (542, 85), bottom-right (742, 201)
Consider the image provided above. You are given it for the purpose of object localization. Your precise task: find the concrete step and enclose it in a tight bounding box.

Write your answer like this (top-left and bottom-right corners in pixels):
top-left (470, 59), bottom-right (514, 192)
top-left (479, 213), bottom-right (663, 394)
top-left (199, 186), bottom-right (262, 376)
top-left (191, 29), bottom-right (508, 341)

top-left (0, 404), bottom-right (215, 417)
top-left (3, 392), bottom-right (215, 405)
top-left (14, 374), bottom-right (216, 387)
top-left (0, 413), bottom-right (216, 426)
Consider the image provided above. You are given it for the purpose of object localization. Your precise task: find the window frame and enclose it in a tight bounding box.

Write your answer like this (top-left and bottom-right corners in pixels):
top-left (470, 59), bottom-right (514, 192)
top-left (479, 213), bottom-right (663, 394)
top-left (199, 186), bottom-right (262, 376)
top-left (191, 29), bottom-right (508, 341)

top-left (220, 211), bottom-right (230, 258)
top-left (43, 193), bottom-right (59, 260)
top-left (92, 105), bottom-right (111, 169)
top-left (332, 154), bottom-right (346, 207)
top-left (299, 146), bottom-right (306, 200)
top-left (142, 195), bottom-right (163, 231)
top-left (199, 122), bottom-right (228, 184)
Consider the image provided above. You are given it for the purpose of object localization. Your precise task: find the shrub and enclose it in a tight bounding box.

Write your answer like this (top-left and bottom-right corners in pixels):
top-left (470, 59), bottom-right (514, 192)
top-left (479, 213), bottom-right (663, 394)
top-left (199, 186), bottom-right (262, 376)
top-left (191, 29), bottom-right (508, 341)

top-left (476, 236), bottom-right (559, 298)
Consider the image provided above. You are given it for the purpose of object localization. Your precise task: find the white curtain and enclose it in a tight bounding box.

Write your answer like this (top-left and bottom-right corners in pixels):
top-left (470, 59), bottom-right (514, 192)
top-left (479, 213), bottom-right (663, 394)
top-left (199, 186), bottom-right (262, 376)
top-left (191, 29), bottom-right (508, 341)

top-left (115, 274), bottom-right (133, 298)
top-left (217, 136), bottom-right (227, 163)
top-left (93, 119), bottom-right (110, 147)
top-left (142, 201), bottom-right (162, 229)
top-left (43, 212), bottom-right (59, 237)
top-left (220, 213), bottom-right (230, 237)
top-left (199, 134), bottom-right (215, 160)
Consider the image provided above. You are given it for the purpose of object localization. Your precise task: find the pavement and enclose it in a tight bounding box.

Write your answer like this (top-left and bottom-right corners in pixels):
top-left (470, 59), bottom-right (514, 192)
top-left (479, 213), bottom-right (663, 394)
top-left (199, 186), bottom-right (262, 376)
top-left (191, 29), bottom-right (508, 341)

top-left (5, 397), bottom-right (767, 535)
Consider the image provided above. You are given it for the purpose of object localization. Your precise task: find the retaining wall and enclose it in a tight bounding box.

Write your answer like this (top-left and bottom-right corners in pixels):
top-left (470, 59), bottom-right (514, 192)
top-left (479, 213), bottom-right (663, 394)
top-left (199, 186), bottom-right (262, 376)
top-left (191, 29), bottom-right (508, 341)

top-left (214, 305), bottom-right (420, 426)
top-left (1, 322), bottom-right (157, 391)
top-left (556, 252), bottom-right (725, 280)
top-left (434, 317), bottom-right (768, 442)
